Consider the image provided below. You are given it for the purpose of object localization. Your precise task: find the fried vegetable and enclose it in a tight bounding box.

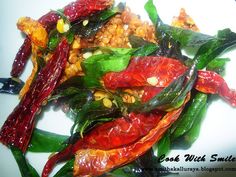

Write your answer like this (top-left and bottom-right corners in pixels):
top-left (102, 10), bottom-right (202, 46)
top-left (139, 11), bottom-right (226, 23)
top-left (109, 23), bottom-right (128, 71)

top-left (28, 129), bottom-right (68, 152)
top-left (194, 28), bottom-right (236, 69)
top-left (0, 39), bottom-right (69, 152)
top-left (11, 146), bottom-right (39, 177)
top-left (171, 93), bottom-right (208, 140)
top-left (0, 77), bottom-right (24, 94)
top-left (17, 17), bottom-right (48, 48)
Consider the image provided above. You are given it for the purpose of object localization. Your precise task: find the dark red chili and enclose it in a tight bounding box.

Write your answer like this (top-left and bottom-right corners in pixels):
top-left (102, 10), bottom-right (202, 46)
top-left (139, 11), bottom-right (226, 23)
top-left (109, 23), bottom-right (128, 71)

top-left (10, 37), bottom-right (32, 77)
top-left (42, 111), bottom-right (163, 177)
top-left (11, 0), bottom-right (113, 77)
top-left (0, 39), bottom-right (69, 152)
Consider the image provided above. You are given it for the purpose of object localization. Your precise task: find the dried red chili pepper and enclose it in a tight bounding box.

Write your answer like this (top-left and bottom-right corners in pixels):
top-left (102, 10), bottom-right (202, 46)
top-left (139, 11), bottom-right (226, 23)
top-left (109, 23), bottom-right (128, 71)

top-left (42, 111), bottom-right (163, 177)
top-left (73, 96), bottom-right (189, 176)
top-left (103, 56), bottom-right (187, 89)
top-left (0, 39), bottom-right (69, 152)
top-left (64, 0), bottom-right (114, 22)
top-left (103, 56), bottom-right (236, 106)
top-left (10, 37), bottom-right (32, 77)
top-left (196, 70), bottom-right (236, 106)
top-left (11, 0), bottom-right (113, 77)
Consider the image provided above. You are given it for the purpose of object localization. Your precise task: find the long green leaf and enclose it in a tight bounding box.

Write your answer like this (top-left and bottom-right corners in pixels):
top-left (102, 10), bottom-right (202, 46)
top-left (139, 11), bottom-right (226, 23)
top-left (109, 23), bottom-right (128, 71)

top-left (194, 28), bottom-right (236, 69)
top-left (159, 24), bottom-right (215, 48)
top-left (144, 0), bottom-right (158, 25)
top-left (11, 147), bottom-right (39, 177)
top-left (28, 129), bottom-right (68, 152)
top-left (53, 159), bottom-right (74, 177)
top-left (171, 93), bottom-right (208, 140)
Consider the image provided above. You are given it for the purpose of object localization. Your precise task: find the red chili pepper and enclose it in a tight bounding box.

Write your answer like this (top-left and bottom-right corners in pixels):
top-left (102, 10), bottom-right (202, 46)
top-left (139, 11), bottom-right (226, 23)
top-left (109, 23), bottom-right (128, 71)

top-left (0, 39), bottom-right (69, 152)
top-left (196, 70), bottom-right (236, 106)
top-left (10, 37), bottom-right (32, 77)
top-left (103, 56), bottom-right (187, 89)
top-left (103, 56), bottom-right (236, 106)
top-left (73, 97), bottom-right (189, 176)
top-left (64, 0), bottom-right (114, 22)
top-left (11, 0), bottom-right (113, 77)
top-left (42, 111), bottom-right (163, 177)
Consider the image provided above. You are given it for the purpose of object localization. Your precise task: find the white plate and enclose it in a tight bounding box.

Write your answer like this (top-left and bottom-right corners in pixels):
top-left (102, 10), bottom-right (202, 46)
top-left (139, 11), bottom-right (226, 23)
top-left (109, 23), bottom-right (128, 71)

top-left (1, 0), bottom-right (236, 177)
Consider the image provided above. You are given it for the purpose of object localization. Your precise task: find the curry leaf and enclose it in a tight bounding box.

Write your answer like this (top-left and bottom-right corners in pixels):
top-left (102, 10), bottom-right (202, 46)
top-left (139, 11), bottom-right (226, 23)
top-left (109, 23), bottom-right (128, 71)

top-left (194, 28), bottom-right (236, 69)
top-left (144, 0), bottom-right (158, 25)
top-left (82, 53), bottom-right (131, 87)
top-left (11, 147), bottom-right (39, 177)
top-left (171, 93), bottom-right (208, 140)
top-left (71, 100), bottom-right (118, 136)
top-left (28, 129), bottom-right (68, 152)
top-left (206, 57), bottom-right (230, 75)
top-left (53, 159), bottom-right (74, 177)
top-left (159, 24), bottom-right (215, 48)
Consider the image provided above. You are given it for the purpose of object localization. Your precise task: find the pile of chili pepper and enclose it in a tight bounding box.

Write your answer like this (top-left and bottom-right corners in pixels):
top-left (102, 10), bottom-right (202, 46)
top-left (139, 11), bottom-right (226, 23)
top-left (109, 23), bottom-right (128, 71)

top-left (1, 0), bottom-right (236, 177)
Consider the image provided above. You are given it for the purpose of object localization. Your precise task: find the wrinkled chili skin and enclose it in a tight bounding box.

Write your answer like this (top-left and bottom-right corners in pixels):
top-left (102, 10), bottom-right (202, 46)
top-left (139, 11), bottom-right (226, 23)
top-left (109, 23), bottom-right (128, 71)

top-left (103, 56), bottom-right (236, 106)
top-left (11, 0), bottom-right (113, 77)
top-left (73, 99), bottom-right (189, 176)
top-left (42, 111), bottom-right (163, 177)
top-left (196, 70), bottom-right (236, 106)
top-left (10, 37), bottom-right (32, 77)
top-left (0, 39), bottom-right (69, 152)
top-left (103, 56), bottom-right (187, 89)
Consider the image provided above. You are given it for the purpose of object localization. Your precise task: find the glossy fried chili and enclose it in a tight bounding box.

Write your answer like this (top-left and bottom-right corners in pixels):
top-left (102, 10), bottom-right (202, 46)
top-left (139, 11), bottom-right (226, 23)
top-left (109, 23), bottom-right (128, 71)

top-left (42, 111), bottom-right (163, 177)
top-left (0, 39), bottom-right (69, 152)
top-left (10, 37), bottom-right (32, 77)
top-left (103, 56), bottom-right (236, 106)
top-left (11, 0), bottom-right (113, 77)
top-left (73, 96), bottom-right (189, 176)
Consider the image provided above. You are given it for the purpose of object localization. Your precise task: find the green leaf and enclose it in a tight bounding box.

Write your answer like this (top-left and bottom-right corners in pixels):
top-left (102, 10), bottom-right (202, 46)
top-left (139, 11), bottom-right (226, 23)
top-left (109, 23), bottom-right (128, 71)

top-left (82, 53), bottom-right (131, 87)
top-left (194, 28), bottom-right (236, 69)
top-left (10, 146), bottom-right (39, 177)
top-left (132, 43), bottom-right (159, 56)
top-left (49, 87), bottom-right (83, 101)
top-left (48, 29), bottom-right (61, 51)
top-left (53, 159), bottom-right (74, 177)
top-left (56, 76), bottom-right (85, 90)
top-left (206, 57), bottom-right (230, 75)
top-left (171, 93), bottom-right (208, 140)
top-left (28, 129), bottom-right (68, 152)
top-left (128, 35), bottom-right (155, 48)
top-left (182, 103), bottom-right (207, 145)
top-left (154, 131), bottom-right (171, 157)
top-left (144, 0), bottom-right (158, 25)
top-left (71, 100), bottom-right (117, 136)
top-left (159, 24), bottom-right (215, 48)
